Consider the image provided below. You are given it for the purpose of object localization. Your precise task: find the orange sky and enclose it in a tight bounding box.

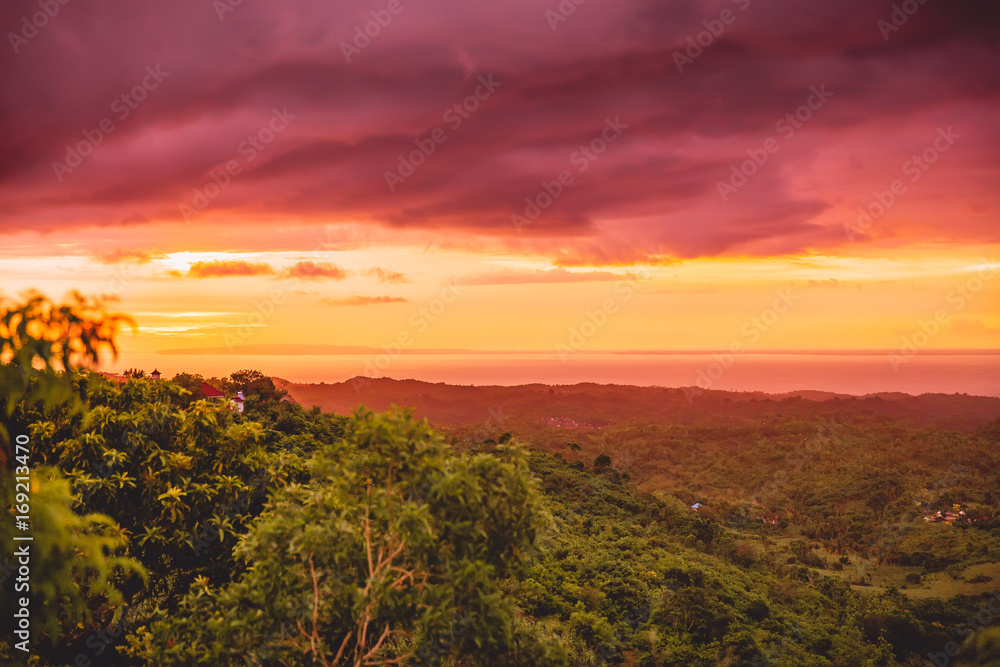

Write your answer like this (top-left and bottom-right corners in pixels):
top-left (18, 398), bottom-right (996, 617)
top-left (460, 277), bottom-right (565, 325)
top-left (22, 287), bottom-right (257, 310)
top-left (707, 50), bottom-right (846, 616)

top-left (1, 0), bottom-right (998, 375)
top-left (0, 224), bottom-right (997, 360)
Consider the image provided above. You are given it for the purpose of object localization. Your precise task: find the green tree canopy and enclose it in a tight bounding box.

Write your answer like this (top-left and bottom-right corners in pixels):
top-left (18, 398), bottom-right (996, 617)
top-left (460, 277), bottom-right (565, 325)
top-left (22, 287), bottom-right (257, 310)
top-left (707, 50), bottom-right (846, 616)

top-left (1, 290), bottom-right (132, 457)
top-left (128, 408), bottom-right (567, 666)
top-left (0, 292), bottom-right (143, 661)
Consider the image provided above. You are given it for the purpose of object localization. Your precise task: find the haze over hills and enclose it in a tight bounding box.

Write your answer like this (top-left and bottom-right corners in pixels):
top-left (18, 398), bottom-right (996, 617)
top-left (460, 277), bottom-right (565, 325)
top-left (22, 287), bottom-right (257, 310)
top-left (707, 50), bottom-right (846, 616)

top-left (278, 377), bottom-right (1000, 433)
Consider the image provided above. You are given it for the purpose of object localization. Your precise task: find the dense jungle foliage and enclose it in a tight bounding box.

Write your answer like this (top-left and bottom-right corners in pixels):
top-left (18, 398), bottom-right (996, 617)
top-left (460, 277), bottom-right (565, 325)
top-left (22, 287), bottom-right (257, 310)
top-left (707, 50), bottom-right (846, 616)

top-left (2, 293), bottom-right (999, 666)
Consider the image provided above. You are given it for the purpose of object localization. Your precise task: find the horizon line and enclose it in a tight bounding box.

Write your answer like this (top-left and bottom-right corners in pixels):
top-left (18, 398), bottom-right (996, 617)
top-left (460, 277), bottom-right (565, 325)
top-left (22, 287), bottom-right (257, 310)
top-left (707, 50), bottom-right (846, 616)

top-left (153, 345), bottom-right (1000, 357)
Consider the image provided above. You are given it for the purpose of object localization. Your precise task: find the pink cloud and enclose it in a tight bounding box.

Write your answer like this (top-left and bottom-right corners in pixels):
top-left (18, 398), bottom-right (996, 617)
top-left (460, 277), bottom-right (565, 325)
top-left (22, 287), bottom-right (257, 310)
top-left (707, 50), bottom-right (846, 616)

top-left (0, 0), bottom-right (997, 259)
top-left (188, 260), bottom-right (275, 278)
top-left (284, 261), bottom-right (350, 280)
top-left (93, 248), bottom-right (165, 264)
top-left (362, 267), bottom-right (411, 284)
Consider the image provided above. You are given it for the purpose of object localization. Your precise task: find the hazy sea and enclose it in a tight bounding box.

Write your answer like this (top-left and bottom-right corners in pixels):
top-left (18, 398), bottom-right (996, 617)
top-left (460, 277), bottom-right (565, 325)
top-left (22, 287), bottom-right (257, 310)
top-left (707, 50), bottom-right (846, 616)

top-left (107, 352), bottom-right (1000, 397)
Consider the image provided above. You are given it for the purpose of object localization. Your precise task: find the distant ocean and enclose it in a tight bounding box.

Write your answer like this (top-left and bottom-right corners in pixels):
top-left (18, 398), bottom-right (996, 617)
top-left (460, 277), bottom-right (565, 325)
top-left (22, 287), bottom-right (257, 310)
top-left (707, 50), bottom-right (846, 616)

top-left (107, 352), bottom-right (1000, 397)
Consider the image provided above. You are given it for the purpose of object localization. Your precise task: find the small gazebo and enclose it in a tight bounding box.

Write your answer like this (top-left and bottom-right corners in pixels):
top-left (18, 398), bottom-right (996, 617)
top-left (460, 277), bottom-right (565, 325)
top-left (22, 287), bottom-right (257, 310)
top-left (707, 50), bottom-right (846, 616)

top-left (150, 369), bottom-right (161, 380)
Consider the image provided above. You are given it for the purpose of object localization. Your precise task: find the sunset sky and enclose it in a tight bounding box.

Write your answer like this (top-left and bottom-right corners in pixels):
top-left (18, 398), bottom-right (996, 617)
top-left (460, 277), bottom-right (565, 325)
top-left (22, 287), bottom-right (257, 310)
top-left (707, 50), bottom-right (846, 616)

top-left (1, 0), bottom-right (998, 370)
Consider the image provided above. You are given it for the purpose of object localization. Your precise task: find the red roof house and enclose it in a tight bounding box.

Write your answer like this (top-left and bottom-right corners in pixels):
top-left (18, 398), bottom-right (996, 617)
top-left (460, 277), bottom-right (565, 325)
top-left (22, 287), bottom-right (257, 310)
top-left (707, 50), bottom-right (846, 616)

top-left (202, 382), bottom-right (224, 399)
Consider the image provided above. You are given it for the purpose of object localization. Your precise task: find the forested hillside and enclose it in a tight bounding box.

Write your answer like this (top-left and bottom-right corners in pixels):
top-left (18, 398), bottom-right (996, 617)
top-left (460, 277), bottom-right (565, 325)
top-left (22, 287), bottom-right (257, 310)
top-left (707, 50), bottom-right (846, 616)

top-left (2, 294), bottom-right (1000, 665)
top-left (282, 377), bottom-right (1000, 433)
